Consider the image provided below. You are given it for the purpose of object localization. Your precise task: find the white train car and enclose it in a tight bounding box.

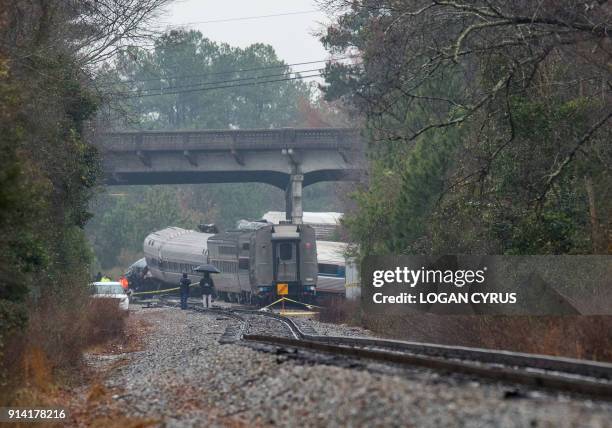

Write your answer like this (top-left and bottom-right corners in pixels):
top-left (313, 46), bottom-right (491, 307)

top-left (263, 211), bottom-right (343, 240)
top-left (143, 227), bottom-right (214, 287)
top-left (316, 240), bottom-right (349, 295)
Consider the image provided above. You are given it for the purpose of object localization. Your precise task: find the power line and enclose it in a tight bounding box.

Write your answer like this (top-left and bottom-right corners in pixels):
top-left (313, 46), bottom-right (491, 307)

top-left (158, 10), bottom-right (320, 27)
top-left (121, 72), bottom-right (324, 99)
top-left (98, 57), bottom-right (356, 86)
top-left (118, 67), bottom-right (324, 96)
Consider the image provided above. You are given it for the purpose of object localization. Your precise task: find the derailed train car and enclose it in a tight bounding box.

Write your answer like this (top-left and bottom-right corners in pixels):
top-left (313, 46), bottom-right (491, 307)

top-left (316, 240), bottom-right (348, 295)
top-left (143, 227), bottom-right (216, 291)
top-left (141, 223), bottom-right (318, 304)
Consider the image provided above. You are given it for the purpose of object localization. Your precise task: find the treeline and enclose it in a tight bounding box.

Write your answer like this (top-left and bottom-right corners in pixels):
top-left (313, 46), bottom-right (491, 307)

top-left (321, 0), bottom-right (612, 257)
top-left (0, 0), bottom-right (167, 401)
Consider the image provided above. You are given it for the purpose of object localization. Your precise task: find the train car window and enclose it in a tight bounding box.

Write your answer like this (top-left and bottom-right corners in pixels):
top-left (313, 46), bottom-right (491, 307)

top-left (219, 246), bottom-right (236, 256)
top-left (239, 258), bottom-right (249, 270)
top-left (279, 243), bottom-right (293, 260)
top-left (242, 243), bottom-right (249, 250)
top-left (318, 263), bottom-right (339, 275)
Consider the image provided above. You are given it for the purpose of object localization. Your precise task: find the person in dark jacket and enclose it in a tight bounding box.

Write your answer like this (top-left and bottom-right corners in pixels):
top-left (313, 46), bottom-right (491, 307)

top-left (179, 273), bottom-right (191, 310)
top-left (199, 272), bottom-right (214, 308)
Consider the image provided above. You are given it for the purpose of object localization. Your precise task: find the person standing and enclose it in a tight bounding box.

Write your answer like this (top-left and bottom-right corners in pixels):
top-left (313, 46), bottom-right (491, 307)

top-left (179, 273), bottom-right (191, 310)
top-left (200, 272), bottom-right (214, 308)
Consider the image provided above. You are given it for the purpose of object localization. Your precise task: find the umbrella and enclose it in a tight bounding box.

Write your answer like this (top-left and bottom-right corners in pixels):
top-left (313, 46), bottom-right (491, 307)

top-left (193, 264), bottom-right (220, 274)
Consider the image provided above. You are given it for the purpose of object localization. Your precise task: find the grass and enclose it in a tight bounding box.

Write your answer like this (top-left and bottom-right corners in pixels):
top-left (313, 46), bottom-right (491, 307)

top-left (1, 292), bottom-right (128, 406)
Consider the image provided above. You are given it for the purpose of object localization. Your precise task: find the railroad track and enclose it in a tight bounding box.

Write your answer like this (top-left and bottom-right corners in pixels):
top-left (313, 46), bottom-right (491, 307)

top-left (157, 298), bottom-right (612, 402)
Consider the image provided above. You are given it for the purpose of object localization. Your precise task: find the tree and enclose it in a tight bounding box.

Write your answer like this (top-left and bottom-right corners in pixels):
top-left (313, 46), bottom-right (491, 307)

top-left (103, 30), bottom-right (312, 129)
top-left (0, 0), bottom-right (168, 389)
top-left (320, 0), bottom-right (612, 256)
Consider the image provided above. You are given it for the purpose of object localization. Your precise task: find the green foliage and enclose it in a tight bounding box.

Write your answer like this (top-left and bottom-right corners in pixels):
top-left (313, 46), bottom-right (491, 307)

top-left (391, 128), bottom-right (460, 253)
top-left (343, 127), bottom-right (460, 257)
top-left (322, 3), bottom-right (611, 257)
top-left (107, 30), bottom-right (312, 129)
top-left (0, 34), bottom-right (100, 341)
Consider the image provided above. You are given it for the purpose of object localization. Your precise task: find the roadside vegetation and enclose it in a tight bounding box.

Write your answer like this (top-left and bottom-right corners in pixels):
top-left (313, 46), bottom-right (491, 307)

top-left (0, 0), bottom-right (166, 406)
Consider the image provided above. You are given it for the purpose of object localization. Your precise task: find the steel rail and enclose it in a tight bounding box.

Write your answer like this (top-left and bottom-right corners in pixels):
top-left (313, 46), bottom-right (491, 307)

top-left (230, 308), bottom-right (304, 339)
top-left (156, 299), bottom-right (612, 400)
top-left (233, 307), bottom-right (612, 381)
top-left (299, 335), bottom-right (612, 380)
top-left (243, 334), bottom-right (612, 402)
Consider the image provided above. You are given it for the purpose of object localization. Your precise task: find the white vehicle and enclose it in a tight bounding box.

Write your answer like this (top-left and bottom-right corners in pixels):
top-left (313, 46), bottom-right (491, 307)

top-left (91, 281), bottom-right (129, 311)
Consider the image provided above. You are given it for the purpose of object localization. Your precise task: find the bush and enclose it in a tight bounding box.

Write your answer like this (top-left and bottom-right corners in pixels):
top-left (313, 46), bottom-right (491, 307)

top-left (318, 295), bottom-right (362, 324)
top-left (1, 290), bottom-right (127, 404)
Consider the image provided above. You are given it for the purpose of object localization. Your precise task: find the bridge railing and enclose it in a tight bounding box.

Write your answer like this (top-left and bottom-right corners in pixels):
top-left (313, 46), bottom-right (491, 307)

top-left (99, 128), bottom-right (361, 152)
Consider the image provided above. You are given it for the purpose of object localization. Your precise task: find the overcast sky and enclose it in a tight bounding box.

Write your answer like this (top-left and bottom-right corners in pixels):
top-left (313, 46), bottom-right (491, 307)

top-left (155, 0), bottom-right (332, 66)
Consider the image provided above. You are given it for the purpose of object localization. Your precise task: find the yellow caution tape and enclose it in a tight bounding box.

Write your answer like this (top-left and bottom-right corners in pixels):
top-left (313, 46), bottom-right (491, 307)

top-left (260, 296), bottom-right (286, 310)
top-left (280, 296), bottom-right (322, 309)
top-left (131, 283), bottom-right (198, 296)
top-left (260, 296), bottom-right (322, 311)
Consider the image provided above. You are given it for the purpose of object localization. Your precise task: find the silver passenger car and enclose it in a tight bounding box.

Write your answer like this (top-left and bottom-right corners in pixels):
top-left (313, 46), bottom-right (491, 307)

top-left (142, 223), bottom-right (318, 304)
top-left (208, 223), bottom-right (318, 304)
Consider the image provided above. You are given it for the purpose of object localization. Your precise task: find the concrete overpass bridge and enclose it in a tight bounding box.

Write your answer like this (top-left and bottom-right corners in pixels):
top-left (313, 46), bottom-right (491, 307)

top-left (98, 128), bottom-right (364, 224)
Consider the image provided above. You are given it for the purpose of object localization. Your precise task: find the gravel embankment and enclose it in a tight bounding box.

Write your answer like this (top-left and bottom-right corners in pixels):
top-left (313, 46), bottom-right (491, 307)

top-left (99, 305), bottom-right (612, 427)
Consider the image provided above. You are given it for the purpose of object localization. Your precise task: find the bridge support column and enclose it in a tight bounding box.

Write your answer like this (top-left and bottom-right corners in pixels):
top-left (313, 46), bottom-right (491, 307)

top-left (285, 173), bottom-right (303, 224)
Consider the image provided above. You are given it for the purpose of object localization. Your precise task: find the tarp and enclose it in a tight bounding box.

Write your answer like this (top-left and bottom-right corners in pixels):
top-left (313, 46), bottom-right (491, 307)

top-left (262, 211), bottom-right (343, 225)
top-left (236, 219), bottom-right (271, 230)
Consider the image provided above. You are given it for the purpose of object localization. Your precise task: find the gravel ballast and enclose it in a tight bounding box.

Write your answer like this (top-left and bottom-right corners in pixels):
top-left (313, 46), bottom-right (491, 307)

top-left (100, 305), bottom-right (612, 427)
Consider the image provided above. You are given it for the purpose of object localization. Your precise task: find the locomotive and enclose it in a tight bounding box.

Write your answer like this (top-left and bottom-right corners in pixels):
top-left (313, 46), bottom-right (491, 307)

top-left (141, 222), bottom-right (318, 304)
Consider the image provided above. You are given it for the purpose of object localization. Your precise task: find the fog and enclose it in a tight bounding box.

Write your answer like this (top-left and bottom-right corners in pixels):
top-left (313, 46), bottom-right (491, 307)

top-left (157, 0), bottom-right (330, 68)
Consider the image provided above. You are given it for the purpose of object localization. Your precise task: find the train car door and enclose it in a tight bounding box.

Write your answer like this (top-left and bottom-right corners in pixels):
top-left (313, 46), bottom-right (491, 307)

top-left (273, 240), bottom-right (299, 283)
